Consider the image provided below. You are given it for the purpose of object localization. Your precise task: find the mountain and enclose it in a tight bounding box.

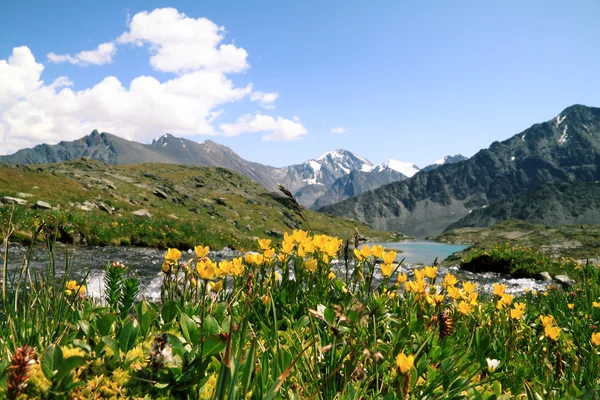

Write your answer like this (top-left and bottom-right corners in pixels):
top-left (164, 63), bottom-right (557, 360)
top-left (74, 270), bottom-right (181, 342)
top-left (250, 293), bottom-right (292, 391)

top-left (0, 131), bottom-right (285, 191)
top-left (422, 154), bottom-right (467, 172)
top-left (312, 168), bottom-right (408, 209)
top-left (445, 181), bottom-right (600, 230)
top-left (279, 150), bottom-right (374, 206)
top-left (366, 159), bottom-right (420, 177)
top-left (0, 134), bottom-right (375, 207)
top-left (319, 105), bottom-right (600, 237)
top-left (0, 159), bottom-right (394, 248)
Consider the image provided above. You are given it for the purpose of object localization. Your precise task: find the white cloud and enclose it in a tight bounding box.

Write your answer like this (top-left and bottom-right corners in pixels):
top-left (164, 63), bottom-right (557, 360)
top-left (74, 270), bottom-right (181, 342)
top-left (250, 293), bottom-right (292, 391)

top-left (250, 91), bottom-right (279, 109)
top-left (220, 114), bottom-right (307, 141)
top-left (117, 8), bottom-right (248, 74)
top-left (47, 42), bottom-right (116, 66)
top-left (330, 127), bottom-right (346, 134)
top-left (0, 9), bottom-right (306, 155)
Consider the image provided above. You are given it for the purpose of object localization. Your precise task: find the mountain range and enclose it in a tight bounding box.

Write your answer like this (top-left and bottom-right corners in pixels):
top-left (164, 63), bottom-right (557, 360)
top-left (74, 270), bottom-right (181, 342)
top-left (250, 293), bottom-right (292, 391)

top-left (0, 130), bottom-right (462, 208)
top-left (319, 104), bottom-right (600, 237)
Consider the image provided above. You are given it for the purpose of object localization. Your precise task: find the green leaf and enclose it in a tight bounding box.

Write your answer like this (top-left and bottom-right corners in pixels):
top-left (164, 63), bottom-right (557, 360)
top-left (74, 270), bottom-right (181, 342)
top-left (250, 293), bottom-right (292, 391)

top-left (136, 301), bottom-right (157, 338)
top-left (241, 340), bottom-right (257, 395)
top-left (161, 300), bottom-right (179, 323)
top-left (119, 319), bottom-right (140, 354)
top-left (72, 339), bottom-right (91, 355)
top-left (77, 320), bottom-right (90, 336)
top-left (41, 344), bottom-right (63, 380)
top-left (324, 307), bottom-right (335, 325)
top-left (179, 312), bottom-right (197, 343)
top-left (96, 313), bottom-right (117, 336)
top-left (102, 336), bottom-right (119, 358)
top-left (202, 334), bottom-right (227, 358)
top-left (204, 315), bottom-right (221, 335)
top-left (55, 356), bottom-right (84, 385)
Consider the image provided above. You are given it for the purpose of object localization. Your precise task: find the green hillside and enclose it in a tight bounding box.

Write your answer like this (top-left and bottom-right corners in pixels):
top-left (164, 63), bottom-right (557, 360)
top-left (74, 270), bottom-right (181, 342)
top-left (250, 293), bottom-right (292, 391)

top-left (0, 160), bottom-right (397, 249)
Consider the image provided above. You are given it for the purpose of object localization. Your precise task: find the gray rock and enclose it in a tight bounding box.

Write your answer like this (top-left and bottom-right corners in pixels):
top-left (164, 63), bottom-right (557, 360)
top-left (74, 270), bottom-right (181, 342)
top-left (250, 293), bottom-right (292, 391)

top-left (554, 274), bottom-right (575, 288)
top-left (77, 205), bottom-right (92, 211)
top-left (107, 184), bottom-right (117, 190)
top-left (32, 186), bottom-right (39, 190)
top-left (536, 272), bottom-right (553, 282)
top-left (132, 208), bottom-right (152, 218)
top-left (97, 202), bottom-right (113, 214)
top-left (17, 192), bottom-right (33, 198)
top-left (34, 200), bottom-right (52, 209)
top-left (2, 196), bottom-right (28, 205)
top-left (265, 229), bottom-right (284, 238)
top-left (83, 200), bottom-right (97, 209)
top-left (154, 189), bottom-right (169, 199)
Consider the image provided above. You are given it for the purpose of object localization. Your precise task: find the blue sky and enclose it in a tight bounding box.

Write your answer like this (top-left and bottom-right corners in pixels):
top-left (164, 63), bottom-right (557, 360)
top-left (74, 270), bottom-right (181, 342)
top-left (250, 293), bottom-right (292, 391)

top-left (1, 0), bottom-right (599, 167)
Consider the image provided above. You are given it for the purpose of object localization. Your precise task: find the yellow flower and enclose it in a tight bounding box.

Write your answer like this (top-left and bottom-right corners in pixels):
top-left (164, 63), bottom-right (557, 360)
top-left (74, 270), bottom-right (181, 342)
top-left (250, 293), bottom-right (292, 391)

top-left (194, 245), bottom-right (210, 258)
top-left (540, 315), bottom-right (555, 327)
top-left (499, 294), bottom-right (513, 308)
top-left (65, 280), bottom-right (78, 291)
top-left (353, 246), bottom-right (371, 261)
top-left (210, 280), bottom-right (223, 292)
top-left (258, 238), bottom-right (272, 251)
top-left (567, 303), bottom-right (574, 310)
top-left (448, 286), bottom-right (462, 300)
top-left (395, 352), bottom-right (414, 375)
top-left (510, 302), bottom-right (526, 320)
top-left (380, 263), bottom-right (393, 277)
top-left (545, 324), bottom-right (560, 341)
top-left (371, 245), bottom-right (384, 259)
top-left (231, 257), bottom-right (244, 276)
top-left (593, 302), bottom-right (600, 308)
top-left (413, 268), bottom-right (425, 281)
top-left (457, 301), bottom-right (473, 315)
top-left (407, 279), bottom-right (426, 294)
top-left (313, 234), bottom-right (329, 250)
top-left (218, 260), bottom-right (232, 276)
top-left (263, 248), bottom-right (275, 260)
top-left (442, 274), bottom-right (458, 289)
top-left (428, 293), bottom-right (444, 305)
top-left (468, 292), bottom-right (478, 305)
top-left (305, 259), bottom-right (318, 273)
top-left (292, 229), bottom-right (308, 244)
top-left (328, 271), bottom-right (336, 280)
top-left (493, 283), bottom-right (506, 297)
top-left (262, 294), bottom-right (270, 306)
top-left (397, 273), bottom-right (407, 284)
top-left (324, 239), bottom-right (342, 257)
top-left (299, 242), bottom-right (315, 257)
top-left (463, 281), bottom-right (477, 294)
top-left (592, 332), bottom-right (600, 347)
top-left (424, 266), bottom-right (437, 280)
top-left (383, 251), bottom-right (397, 265)
top-left (281, 240), bottom-right (295, 255)
top-left (196, 259), bottom-right (216, 280)
top-left (165, 248), bottom-right (182, 262)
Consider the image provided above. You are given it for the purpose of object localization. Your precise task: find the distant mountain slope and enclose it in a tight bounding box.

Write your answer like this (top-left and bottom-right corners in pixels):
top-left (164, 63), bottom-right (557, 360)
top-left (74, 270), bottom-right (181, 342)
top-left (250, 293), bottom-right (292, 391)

top-left (422, 154), bottom-right (467, 172)
top-left (312, 168), bottom-right (408, 209)
top-left (446, 181), bottom-right (600, 230)
top-left (319, 105), bottom-right (600, 237)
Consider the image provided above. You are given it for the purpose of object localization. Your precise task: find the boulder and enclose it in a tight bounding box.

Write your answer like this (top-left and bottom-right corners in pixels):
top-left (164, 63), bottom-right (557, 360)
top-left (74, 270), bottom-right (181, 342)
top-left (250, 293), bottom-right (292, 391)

top-left (2, 196), bottom-right (28, 205)
top-left (536, 272), bottom-right (553, 282)
top-left (97, 202), bottom-right (113, 214)
top-left (265, 229), bottom-right (284, 238)
top-left (132, 209), bottom-right (152, 218)
top-left (77, 205), bottom-right (92, 211)
top-left (17, 192), bottom-right (33, 198)
top-left (554, 275), bottom-right (575, 288)
top-left (83, 200), bottom-right (97, 209)
top-left (153, 189), bottom-right (169, 199)
top-left (34, 200), bottom-right (52, 210)
top-left (107, 184), bottom-right (117, 190)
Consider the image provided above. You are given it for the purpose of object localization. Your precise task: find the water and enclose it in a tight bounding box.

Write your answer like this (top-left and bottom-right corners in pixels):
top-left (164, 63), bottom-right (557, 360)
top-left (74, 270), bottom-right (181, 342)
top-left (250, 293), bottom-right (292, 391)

top-left (370, 240), bottom-right (469, 265)
top-left (2, 242), bottom-right (551, 300)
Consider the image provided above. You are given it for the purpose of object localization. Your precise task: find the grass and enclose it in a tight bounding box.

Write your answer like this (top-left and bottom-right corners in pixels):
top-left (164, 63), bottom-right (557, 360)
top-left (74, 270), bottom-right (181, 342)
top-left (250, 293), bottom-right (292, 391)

top-left (0, 160), bottom-right (397, 250)
top-left (1, 216), bottom-right (600, 398)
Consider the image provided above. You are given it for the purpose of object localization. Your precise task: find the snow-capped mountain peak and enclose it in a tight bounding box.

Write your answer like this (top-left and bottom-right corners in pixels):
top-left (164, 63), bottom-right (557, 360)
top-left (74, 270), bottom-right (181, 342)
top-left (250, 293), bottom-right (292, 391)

top-left (367, 159), bottom-right (420, 177)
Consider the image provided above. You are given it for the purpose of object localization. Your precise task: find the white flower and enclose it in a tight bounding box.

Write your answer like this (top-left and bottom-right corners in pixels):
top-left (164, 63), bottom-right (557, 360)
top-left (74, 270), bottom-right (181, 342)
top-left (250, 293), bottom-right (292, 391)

top-left (486, 358), bottom-right (501, 373)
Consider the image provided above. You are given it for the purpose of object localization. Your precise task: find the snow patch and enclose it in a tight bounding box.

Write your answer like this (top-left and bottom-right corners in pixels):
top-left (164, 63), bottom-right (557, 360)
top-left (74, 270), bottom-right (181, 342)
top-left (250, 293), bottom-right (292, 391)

top-left (521, 134), bottom-right (526, 141)
top-left (308, 160), bottom-right (321, 173)
top-left (558, 125), bottom-right (569, 144)
top-left (511, 156), bottom-right (515, 161)
top-left (374, 160), bottom-right (420, 177)
top-left (434, 156), bottom-right (447, 165)
top-left (555, 115), bottom-right (566, 127)
top-left (180, 139), bottom-right (186, 148)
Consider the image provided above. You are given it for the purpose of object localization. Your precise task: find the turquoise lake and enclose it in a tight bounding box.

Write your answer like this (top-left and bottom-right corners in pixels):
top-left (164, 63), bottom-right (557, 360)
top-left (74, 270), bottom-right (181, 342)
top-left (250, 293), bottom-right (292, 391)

top-left (370, 241), bottom-right (469, 264)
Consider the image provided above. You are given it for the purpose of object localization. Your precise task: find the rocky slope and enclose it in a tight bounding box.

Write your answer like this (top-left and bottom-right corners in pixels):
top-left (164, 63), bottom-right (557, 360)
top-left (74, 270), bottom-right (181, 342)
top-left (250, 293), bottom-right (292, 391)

top-left (446, 181), bottom-right (600, 230)
top-left (319, 105), bottom-right (600, 237)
